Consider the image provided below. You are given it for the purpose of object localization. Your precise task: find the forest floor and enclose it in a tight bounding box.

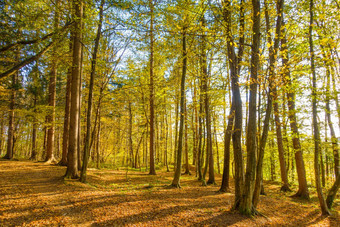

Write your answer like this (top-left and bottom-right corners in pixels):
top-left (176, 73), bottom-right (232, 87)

top-left (0, 160), bottom-right (339, 226)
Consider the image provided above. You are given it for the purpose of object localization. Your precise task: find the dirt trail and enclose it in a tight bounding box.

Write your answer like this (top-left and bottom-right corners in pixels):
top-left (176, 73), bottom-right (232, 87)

top-left (0, 160), bottom-right (339, 226)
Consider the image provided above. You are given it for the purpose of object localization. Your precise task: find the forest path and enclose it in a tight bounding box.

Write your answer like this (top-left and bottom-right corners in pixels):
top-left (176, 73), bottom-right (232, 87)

top-left (0, 160), bottom-right (339, 226)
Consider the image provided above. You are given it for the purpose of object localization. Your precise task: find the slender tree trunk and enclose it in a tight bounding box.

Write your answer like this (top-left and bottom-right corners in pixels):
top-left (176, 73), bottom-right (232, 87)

top-left (174, 84), bottom-right (179, 171)
top-left (59, 35), bottom-right (73, 166)
top-left (0, 117), bottom-right (3, 156)
top-left (273, 90), bottom-right (290, 191)
top-left (253, 0), bottom-right (283, 209)
top-left (214, 113), bottom-right (220, 174)
top-left (184, 100), bottom-right (190, 175)
top-left (128, 102), bottom-right (134, 168)
top-left (45, 0), bottom-right (60, 163)
top-left (30, 96), bottom-right (38, 160)
top-left (171, 29), bottom-right (187, 188)
top-left (324, 60), bottom-right (339, 178)
top-left (96, 108), bottom-right (101, 169)
top-left (281, 18), bottom-right (310, 200)
top-left (65, 0), bottom-right (83, 179)
top-left (197, 77), bottom-right (204, 181)
top-left (219, 103), bottom-right (234, 192)
top-left (223, 0), bottom-right (244, 209)
top-left (200, 17), bottom-right (215, 185)
top-left (4, 70), bottom-right (16, 160)
top-left (240, 0), bottom-right (260, 215)
top-left (165, 109), bottom-right (170, 172)
top-left (80, 0), bottom-right (104, 182)
top-left (148, 0), bottom-right (156, 175)
top-left (310, 0), bottom-right (330, 215)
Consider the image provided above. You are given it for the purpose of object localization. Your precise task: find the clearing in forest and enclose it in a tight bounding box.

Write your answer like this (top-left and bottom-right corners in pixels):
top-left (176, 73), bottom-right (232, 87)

top-left (0, 160), bottom-right (339, 226)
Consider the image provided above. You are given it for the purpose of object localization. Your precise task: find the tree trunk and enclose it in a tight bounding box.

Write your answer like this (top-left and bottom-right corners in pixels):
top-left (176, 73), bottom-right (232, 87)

top-left (96, 109), bottom-right (101, 169)
top-left (326, 174), bottom-right (340, 209)
top-left (273, 90), bottom-right (291, 191)
top-left (30, 96), bottom-right (38, 160)
top-left (171, 29), bottom-right (187, 188)
top-left (184, 100), bottom-right (190, 175)
top-left (45, 0), bottom-right (59, 163)
top-left (309, 0), bottom-right (330, 215)
top-left (4, 70), bottom-right (16, 160)
top-left (253, 0), bottom-right (283, 209)
top-left (59, 35), bottom-right (73, 166)
top-left (281, 18), bottom-right (310, 200)
top-left (219, 103), bottom-right (234, 192)
top-left (65, 0), bottom-right (83, 179)
top-left (80, 0), bottom-right (104, 182)
top-left (223, 0), bottom-right (244, 209)
top-left (240, 0), bottom-right (260, 215)
top-left (197, 76), bottom-right (204, 181)
top-left (324, 59), bottom-right (339, 178)
top-left (0, 117), bottom-right (3, 156)
top-left (148, 0), bottom-right (156, 175)
top-left (128, 102), bottom-right (134, 168)
top-left (214, 113), bottom-right (220, 174)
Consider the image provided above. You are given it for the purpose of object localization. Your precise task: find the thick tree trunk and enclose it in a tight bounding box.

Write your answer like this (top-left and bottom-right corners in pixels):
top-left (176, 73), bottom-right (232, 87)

top-left (326, 174), bottom-right (340, 209)
top-left (65, 0), bottom-right (83, 179)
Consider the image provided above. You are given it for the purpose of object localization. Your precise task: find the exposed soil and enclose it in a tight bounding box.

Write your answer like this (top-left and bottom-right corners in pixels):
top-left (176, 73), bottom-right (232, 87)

top-left (0, 160), bottom-right (339, 226)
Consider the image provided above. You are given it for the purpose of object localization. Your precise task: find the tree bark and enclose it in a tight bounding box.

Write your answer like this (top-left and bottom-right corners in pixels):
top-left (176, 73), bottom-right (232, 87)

top-left (30, 95), bottom-right (38, 160)
top-left (223, 0), bottom-right (244, 208)
top-left (171, 29), bottom-right (187, 188)
top-left (4, 69), bottom-right (16, 160)
top-left (65, 0), bottom-right (83, 179)
top-left (281, 18), bottom-right (310, 200)
top-left (309, 0), bottom-right (330, 215)
top-left (59, 35), bottom-right (73, 166)
top-left (45, 0), bottom-right (60, 163)
top-left (240, 0), bottom-right (260, 215)
top-left (80, 0), bottom-right (104, 182)
top-left (219, 103), bottom-right (234, 192)
top-left (326, 174), bottom-right (340, 209)
top-left (323, 53), bottom-right (339, 179)
top-left (148, 0), bottom-right (156, 175)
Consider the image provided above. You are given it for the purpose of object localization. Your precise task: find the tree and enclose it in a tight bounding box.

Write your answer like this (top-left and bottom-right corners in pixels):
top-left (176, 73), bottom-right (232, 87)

top-left (171, 26), bottom-right (187, 188)
top-left (148, 0), bottom-right (156, 175)
top-left (80, 0), bottom-right (105, 183)
top-left (281, 17), bottom-right (310, 200)
top-left (309, 0), bottom-right (330, 215)
top-left (45, 0), bottom-right (60, 163)
top-left (65, 0), bottom-right (83, 179)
